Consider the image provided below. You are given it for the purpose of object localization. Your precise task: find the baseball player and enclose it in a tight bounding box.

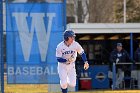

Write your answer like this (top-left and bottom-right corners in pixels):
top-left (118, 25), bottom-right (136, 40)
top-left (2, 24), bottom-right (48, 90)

top-left (56, 29), bottom-right (89, 93)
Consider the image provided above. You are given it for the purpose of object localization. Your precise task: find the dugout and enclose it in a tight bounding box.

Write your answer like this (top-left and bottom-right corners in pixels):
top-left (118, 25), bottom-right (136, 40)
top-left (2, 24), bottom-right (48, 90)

top-left (67, 23), bottom-right (140, 90)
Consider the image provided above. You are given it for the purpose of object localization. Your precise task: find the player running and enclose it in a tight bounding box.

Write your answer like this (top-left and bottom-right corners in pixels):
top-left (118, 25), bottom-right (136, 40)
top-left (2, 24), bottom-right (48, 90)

top-left (56, 29), bottom-right (89, 93)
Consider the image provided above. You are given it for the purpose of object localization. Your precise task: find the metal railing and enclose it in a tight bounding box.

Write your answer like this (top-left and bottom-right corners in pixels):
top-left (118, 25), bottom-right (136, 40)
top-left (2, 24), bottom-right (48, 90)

top-left (112, 62), bottom-right (140, 90)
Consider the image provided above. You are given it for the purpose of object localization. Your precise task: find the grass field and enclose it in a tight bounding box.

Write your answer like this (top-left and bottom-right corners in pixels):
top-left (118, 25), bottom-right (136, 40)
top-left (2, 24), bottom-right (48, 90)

top-left (4, 83), bottom-right (140, 93)
top-left (4, 75), bottom-right (48, 93)
top-left (4, 76), bottom-right (140, 93)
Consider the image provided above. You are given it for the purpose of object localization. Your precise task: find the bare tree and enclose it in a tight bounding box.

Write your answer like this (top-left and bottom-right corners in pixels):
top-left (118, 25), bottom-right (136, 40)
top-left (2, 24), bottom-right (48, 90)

top-left (112, 0), bottom-right (140, 23)
top-left (81, 0), bottom-right (89, 23)
top-left (68, 0), bottom-right (114, 23)
top-left (73, 0), bottom-right (89, 23)
top-left (126, 0), bottom-right (140, 22)
top-left (88, 0), bottom-right (114, 23)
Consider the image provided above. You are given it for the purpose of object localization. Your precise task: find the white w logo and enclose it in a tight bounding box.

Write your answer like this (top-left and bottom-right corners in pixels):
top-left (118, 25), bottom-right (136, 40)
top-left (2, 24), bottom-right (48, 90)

top-left (12, 13), bottom-right (56, 62)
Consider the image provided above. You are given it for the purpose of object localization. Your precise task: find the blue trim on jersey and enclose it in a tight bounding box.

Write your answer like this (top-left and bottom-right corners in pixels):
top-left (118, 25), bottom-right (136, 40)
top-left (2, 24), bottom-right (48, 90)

top-left (57, 57), bottom-right (67, 63)
top-left (81, 52), bottom-right (87, 62)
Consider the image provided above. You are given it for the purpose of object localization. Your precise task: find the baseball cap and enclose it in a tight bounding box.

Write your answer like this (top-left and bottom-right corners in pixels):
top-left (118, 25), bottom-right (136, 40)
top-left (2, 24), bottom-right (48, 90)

top-left (117, 43), bottom-right (122, 47)
top-left (63, 29), bottom-right (76, 41)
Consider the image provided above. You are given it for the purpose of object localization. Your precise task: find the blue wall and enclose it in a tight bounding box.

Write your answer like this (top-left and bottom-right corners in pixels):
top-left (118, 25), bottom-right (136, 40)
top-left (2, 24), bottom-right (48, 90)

top-left (6, 2), bottom-right (65, 84)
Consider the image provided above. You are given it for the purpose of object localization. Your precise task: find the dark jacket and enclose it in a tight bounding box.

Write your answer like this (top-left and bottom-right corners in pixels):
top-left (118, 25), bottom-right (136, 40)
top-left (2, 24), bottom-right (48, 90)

top-left (110, 49), bottom-right (133, 76)
top-left (134, 48), bottom-right (140, 62)
top-left (110, 49), bottom-right (131, 63)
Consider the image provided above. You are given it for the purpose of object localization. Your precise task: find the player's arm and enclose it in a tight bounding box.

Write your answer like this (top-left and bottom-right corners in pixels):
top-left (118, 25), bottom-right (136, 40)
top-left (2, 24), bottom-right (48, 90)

top-left (76, 42), bottom-right (88, 63)
top-left (76, 42), bottom-right (89, 70)
top-left (80, 52), bottom-right (87, 63)
top-left (80, 52), bottom-right (89, 70)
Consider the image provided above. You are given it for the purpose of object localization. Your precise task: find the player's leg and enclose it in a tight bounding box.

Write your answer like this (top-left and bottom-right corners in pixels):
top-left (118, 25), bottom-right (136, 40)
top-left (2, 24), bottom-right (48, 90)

top-left (116, 68), bottom-right (124, 89)
top-left (58, 63), bottom-right (68, 93)
top-left (67, 63), bottom-right (76, 87)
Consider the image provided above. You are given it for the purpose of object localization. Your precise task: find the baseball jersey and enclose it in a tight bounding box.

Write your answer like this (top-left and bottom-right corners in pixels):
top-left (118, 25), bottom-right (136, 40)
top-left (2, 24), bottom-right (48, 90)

top-left (56, 41), bottom-right (84, 63)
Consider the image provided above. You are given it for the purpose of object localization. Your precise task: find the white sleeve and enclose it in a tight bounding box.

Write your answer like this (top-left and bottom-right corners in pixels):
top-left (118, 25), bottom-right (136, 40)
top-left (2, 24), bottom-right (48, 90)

top-left (56, 46), bottom-right (62, 57)
top-left (76, 42), bottom-right (84, 55)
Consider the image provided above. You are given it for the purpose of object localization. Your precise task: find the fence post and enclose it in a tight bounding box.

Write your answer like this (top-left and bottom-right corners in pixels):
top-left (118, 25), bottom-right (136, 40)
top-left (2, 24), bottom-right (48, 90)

top-left (112, 62), bottom-right (116, 90)
top-left (0, 0), bottom-right (4, 93)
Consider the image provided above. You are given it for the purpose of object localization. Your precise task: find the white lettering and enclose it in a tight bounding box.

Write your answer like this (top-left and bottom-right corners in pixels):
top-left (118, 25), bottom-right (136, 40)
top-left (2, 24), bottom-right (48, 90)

top-left (8, 66), bottom-right (58, 75)
top-left (8, 67), bottom-right (14, 75)
top-left (15, 67), bottom-right (21, 75)
top-left (12, 13), bottom-right (56, 62)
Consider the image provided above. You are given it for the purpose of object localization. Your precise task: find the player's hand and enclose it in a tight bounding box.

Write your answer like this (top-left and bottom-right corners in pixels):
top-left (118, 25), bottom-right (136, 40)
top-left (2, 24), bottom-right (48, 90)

top-left (84, 61), bottom-right (89, 70)
top-left (68, 55), bottom-right (75, 62)
top-left (116, 58), bottom-right (119, 63)
top-left (67, 56), bottom-right (75, 62)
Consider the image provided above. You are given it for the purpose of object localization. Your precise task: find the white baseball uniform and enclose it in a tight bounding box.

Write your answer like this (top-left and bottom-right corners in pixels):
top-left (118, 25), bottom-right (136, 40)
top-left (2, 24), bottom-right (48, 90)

top-left (56, 41), bottom-right (84, 88)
